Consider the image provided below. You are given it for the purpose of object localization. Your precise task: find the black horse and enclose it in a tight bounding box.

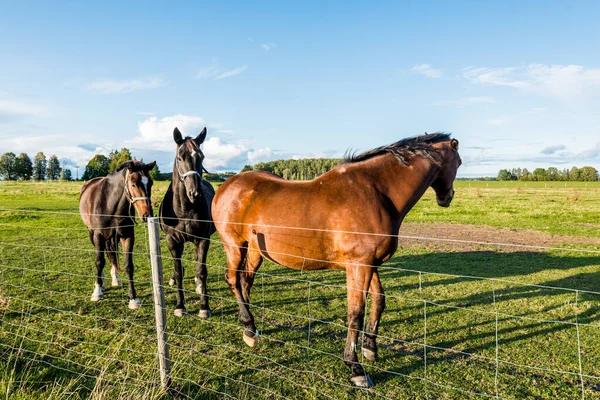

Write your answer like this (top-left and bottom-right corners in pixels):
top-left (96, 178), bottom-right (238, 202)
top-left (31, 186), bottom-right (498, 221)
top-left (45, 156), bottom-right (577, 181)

top-left (79, 160), bottom-right (156, 309)
top-left (159, 127), bottom-right (216, 317)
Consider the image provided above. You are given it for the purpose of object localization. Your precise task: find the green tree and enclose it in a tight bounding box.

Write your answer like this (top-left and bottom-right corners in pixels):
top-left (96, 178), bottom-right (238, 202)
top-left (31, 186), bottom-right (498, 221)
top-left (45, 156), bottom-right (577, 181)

top-left (580, 166), bottom-right (598, 182)
top-left (32, 152), bottom-right (47, 181)
top-left (61, 168), bottom-right (72, 181)
top-left (82, 154), bottom-right (110, 180)
top-left (15, 153), bottom-right (33, 180)
top-left (240, 165), bottom-right (253, 173)
top-left (546, 167), bottom-right (559, 181)
top-left (0, 152), bottom-right (17, 180)
top-left (148, 163), bottom-right (161, 181)
top-left (532, 168), bottom-right (547, 181)
top-left (568, 166), bottom-right (580, 181)
top-left (108, 148), bottom-right (134, 172)
top-left (47, 155), bottom-right (61, 180)
top-left (496, 169), bottom-right (513, 181)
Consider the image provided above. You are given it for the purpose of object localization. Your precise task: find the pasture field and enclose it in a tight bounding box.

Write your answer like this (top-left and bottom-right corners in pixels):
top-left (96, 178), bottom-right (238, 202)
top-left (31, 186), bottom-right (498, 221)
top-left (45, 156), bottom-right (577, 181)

top-left (1, 180), bottom-right (600, 399)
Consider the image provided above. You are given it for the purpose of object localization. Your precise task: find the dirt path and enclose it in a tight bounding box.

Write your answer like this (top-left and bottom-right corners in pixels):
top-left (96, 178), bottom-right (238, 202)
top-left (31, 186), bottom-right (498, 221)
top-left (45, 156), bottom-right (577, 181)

top-left (398, 222), bottom-right (600, 252)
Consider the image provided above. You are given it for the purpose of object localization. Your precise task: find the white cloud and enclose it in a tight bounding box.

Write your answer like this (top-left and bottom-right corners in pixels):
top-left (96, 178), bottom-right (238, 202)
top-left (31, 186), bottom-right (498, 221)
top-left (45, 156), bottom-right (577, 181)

top-left (261, 43), bottom-right (277, 51)
top-left (463, 64), bottom-right (600, 99)
top-left (131, 114), bottom-right (207, 150)
top-left (248, 147), bottom-right (273, 163)
top-left (194, 61), bottom-right (248, 81)
top-left (411, 64), bottom-right (442, 78)
top-left (85, 77), bottom-right (165, 94)
top-left (194, 60), bottom-right (220, 80)
top-left (487, 118), bottom-right (504, 125)
top-left (0, 100), bottom-right (47, 120)
top-left (214, 65), bottom-right (248, 80)
top-left (540, 145), bottom-right (567, 155)
top-left (126, 114), bottom-right (273, 172)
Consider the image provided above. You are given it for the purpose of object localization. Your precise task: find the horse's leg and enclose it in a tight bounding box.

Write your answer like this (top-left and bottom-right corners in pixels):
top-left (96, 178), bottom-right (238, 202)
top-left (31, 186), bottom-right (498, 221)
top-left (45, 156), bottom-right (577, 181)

top-left (90, 233), bottom-right (106, 302)
top-left (167, 235), bottom-right (186, 317)
top-left (121, 236), bottom-right (140, 309)
top-left (345, 264), bottom-right (375, 388)
top-left (194, 238), bottom-right (211, 318)
top-left (106, 236), bottom-right (121, 287)
top-left (241, 249), bottom-right (262, 303)
top-left (363, 269), bottom-right (385, 362)
top-left (223, 244), bottom-right (258, 346)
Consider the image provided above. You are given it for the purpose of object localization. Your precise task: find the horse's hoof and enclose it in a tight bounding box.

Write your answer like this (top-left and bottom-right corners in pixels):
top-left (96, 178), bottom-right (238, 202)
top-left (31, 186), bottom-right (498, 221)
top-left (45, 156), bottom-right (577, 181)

top-left (198, 309), bottom-right (211, 319)
top-left (362, 347), bottom-right (377, 362)
top-left (243, 330), bottom-right (259, 347)
top-left (350, 375), bottom-right (374, 388)
top-left (168, 278), bottom-right (175, 286)
top-left (174, 308), bottom-right (187, 317)
top-left (90, 294), bottom-right (103, 302)
top-left (128, 298), bottom-right (141, 310)
top-left (111, 279), bottom-right (121, 287)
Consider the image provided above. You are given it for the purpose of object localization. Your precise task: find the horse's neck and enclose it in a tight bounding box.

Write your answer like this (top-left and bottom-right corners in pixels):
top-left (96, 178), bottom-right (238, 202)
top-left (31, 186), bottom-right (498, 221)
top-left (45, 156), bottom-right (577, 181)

top-left (103, 171), bottom-right (132, 217)
top-left (171, 173), bottom-right (195, 215)
top-left (372, 155), bottom-right (438, 219)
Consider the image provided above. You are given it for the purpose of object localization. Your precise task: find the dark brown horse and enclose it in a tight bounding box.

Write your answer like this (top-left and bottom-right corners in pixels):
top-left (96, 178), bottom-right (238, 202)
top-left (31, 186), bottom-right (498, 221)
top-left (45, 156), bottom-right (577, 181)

top-left (212, 133), bottom-right (461, 387)
top-left (79, 160), bottom-right (156, 309)
top-left (159, 127), bottom-right (215, 318)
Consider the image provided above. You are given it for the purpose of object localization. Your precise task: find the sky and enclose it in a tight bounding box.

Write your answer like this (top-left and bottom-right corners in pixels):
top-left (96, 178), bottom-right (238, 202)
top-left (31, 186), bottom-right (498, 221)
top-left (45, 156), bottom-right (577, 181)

top-left (1, 1), bottom-right (599, 178)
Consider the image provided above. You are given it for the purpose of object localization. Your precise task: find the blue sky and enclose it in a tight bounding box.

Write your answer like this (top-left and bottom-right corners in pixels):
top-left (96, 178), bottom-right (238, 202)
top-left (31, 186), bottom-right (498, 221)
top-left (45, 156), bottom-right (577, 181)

top-left (1, 1), bottom-right (599, 177)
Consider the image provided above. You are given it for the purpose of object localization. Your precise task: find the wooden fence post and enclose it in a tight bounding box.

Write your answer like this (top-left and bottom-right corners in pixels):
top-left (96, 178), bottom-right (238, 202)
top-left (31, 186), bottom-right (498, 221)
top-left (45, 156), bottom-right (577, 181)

top-left (148, 217), bottom-right (171, 390)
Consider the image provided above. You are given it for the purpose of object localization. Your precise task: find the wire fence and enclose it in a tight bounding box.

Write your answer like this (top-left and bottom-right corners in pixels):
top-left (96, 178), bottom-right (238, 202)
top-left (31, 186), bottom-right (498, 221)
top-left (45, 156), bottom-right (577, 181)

top-left (1, 208), bottom-right (600, 399)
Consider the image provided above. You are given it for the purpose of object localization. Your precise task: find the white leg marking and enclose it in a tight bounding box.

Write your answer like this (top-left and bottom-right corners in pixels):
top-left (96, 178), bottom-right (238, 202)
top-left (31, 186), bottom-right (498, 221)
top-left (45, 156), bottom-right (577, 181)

top-left (128, 298), bottom-right (141, 309)
top-left (111, 265), bottom-right (121, 287)
top-left (91, 284), bottom-right (103, 302)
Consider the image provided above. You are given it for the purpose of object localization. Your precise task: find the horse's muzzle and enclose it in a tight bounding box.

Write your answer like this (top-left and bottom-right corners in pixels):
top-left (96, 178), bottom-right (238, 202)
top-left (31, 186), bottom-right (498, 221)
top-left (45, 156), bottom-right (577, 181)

top-left (436, 190), bottom-right (454, 208)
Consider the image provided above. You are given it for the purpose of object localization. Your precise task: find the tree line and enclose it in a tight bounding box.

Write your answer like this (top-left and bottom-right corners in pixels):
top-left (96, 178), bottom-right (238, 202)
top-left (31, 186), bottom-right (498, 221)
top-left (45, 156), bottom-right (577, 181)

top-left (497, 166), bottom-right (599, 181)
top-left (0, 148), bottom-right (161, 181)
top-left (0, 152), bottom-right (66, 181)
top-left (240, 158), bottom-right (342, 180)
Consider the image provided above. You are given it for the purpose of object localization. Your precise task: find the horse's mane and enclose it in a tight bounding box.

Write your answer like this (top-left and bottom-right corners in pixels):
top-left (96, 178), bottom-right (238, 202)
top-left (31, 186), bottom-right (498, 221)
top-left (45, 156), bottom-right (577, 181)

top-left (343, 132), bottom-right (451, 166)
top-left (116, 160), bottom-right (146, 173)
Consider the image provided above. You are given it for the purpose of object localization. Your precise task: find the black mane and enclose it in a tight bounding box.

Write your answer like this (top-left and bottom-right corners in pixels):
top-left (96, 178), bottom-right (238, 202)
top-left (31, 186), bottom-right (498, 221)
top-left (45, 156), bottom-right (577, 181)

top-left (116, 160), bottom-right (146, 173)
top-left (343, 132), bottom-right (451, 166)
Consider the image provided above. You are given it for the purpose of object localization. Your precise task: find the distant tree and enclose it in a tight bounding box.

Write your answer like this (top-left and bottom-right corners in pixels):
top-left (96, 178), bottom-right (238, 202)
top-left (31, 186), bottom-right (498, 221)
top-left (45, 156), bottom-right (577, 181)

top-left (520, 168), bottom-right (532, 181)
top-left (15, 153), bottom-right (33, 180)
top-left (148, 163), bottom-right (161, 181)
top-left (0, 152), bottom-right (17, 180)
top-left (240, 165), bottom-right (253, 173)
top-left (61, 168), bottom-right (72, 181)
top-left (32, 152), bottom-right (47, 181)
top-left (580, 166), bottom-right (598, 182)
top-left (47, 155), bottom-right (61, 180)
top-left (532, 168), bottom-right (547, 181)
top-left (496, 169), bottom-right (514, 181)
top-left (546, 167), bottom-right (559, 181)
top-left (108, 148), bottom-right (134, 172)
top-left (569, 166), bottom-right (580, 181)
top-left (82, 154), bottom-right (110, 180)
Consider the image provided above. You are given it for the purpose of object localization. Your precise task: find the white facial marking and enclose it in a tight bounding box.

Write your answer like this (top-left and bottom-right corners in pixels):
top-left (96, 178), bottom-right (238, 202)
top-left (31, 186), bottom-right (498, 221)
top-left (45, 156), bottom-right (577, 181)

top-left (141, 176), bottom-right (149, 190)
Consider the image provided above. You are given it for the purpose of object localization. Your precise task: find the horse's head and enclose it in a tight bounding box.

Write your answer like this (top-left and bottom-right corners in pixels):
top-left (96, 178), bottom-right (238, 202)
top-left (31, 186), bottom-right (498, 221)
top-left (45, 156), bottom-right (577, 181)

top-left (119, 160), bottom-right (156, 222)
top-left (173, 126), bottom-right (207, 204)
top-left (430, 139), bottom-right (461, 207)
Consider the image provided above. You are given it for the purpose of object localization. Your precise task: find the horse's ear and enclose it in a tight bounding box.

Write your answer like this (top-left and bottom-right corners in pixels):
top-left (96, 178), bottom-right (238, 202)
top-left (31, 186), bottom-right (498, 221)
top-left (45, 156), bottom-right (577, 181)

top-left (117, 161), bottom-right (132, 172)
top-left (145, 161), bottom-right (157, 172)
top-left (194, 127), bottom-right (207, 145)
top-left (450, 139), bottom-right (459, 151)
top-left (173, 127), bottom-right (184, 145)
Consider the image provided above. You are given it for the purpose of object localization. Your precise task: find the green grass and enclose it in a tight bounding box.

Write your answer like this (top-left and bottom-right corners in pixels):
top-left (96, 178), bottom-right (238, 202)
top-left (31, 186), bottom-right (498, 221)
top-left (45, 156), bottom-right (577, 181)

top-left (0, 180), bottom-right (599, 399)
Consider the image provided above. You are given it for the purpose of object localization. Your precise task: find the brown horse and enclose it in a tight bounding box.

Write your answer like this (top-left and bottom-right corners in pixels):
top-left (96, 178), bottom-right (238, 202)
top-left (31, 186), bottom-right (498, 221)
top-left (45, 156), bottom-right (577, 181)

top-left (79, 160), bottom-right (156, 309)
top-left (212, 133), bottom-right (461, 387)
